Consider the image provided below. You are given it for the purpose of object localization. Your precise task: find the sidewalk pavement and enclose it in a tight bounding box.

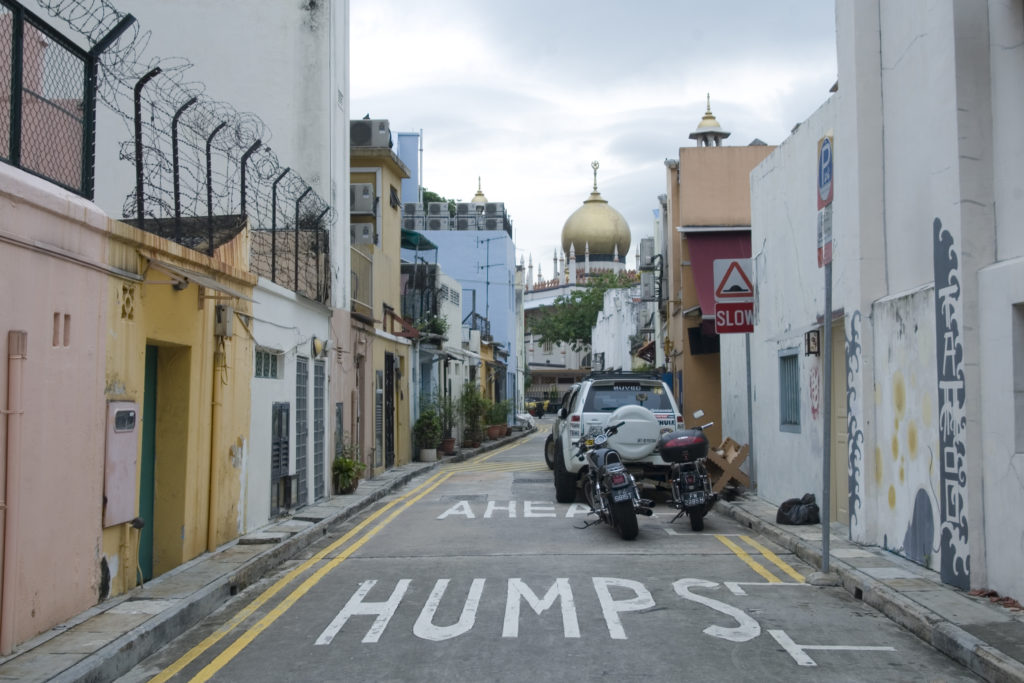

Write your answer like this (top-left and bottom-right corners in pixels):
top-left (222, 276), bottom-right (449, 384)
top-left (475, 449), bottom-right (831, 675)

top-left (716, 494), bottom-right (1024, 683)
top-left (2, 429), bottom-right (1022, 683)
top-left (0, 429), bottom-right (530, 683)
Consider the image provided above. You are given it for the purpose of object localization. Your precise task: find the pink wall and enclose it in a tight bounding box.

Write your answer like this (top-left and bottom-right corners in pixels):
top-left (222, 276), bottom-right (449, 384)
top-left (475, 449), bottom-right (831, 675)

top-left (0, 164), bottom-right (108, 649)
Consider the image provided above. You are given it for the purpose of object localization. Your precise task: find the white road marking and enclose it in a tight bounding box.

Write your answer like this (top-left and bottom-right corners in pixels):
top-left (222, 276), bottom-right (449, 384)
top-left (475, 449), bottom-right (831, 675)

top-left (315, 579), bottom-right (409, 645)
top-left (724, 581), bottom-right (809, 596)
top-left (592, 577), bottom-right (655, 640)
top-left (413, 579), bottom-right (485, 642)
top-left (503, 578), bottom-right (580, 638)
top-left (768, 628), bottom-right (896, 667)
top-left (673, 578), bottom-right (760, 642)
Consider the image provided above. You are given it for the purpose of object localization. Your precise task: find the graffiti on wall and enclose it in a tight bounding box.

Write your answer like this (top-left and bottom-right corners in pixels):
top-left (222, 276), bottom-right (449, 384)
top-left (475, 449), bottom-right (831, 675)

top-left (809, 365), bottom-right (821, 421)
top-left (932, 217), bottom-right (970, 589)
top-left (845, 311), bottom-right (864, 533)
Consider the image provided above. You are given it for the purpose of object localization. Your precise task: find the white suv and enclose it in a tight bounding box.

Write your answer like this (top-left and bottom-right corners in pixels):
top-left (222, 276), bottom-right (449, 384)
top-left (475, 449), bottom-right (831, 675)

top-left (553, 372), bottom-right (684, 503)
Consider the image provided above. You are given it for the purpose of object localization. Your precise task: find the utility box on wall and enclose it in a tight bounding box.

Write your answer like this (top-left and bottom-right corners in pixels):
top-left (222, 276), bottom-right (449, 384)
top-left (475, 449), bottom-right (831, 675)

top-left (103, 401), bottom-right (139, 527)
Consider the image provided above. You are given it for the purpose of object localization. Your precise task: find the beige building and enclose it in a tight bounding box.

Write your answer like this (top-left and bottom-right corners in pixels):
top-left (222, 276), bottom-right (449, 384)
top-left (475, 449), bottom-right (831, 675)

top-left (660, 102), bottom-right (774, 447)
top-left (351, 143), bottom-right (415, 471)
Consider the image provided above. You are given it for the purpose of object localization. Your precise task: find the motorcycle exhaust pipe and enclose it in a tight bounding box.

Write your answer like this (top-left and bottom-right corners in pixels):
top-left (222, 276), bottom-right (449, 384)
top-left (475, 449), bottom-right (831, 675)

top-left (636, 507), bottom-right (654, 517)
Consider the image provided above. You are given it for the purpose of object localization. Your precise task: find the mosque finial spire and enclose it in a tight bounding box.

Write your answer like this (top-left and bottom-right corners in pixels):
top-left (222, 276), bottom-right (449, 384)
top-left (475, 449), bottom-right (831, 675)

top-left (591, 160), bottom-right (600, 192)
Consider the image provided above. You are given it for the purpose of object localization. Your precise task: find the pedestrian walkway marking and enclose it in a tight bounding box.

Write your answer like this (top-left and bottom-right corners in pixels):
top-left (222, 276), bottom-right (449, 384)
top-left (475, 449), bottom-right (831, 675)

top-left (768, 628), bottom-right (895, 667)
top-left (150, 470), bottom-right (453, 683)
top-left (715, 534), bottom-right (805, 584)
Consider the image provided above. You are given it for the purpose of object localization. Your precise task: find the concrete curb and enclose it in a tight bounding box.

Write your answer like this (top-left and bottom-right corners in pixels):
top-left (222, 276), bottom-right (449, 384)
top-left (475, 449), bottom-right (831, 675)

top-left (50, 427), bottom-right (539, 683)
top-left (717, 499), bottom-right (1024, 683)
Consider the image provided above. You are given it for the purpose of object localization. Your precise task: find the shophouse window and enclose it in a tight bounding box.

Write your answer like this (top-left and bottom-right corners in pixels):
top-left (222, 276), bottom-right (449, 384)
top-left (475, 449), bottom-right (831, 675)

top-left (255, 349), bottom-right (281, 379)
top-left (779, 348), bottom-right (800, 432)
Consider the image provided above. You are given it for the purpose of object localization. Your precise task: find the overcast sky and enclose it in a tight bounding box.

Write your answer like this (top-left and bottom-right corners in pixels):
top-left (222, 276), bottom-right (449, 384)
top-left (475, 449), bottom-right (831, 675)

top-left (351, 0), bottom-right (837, 277)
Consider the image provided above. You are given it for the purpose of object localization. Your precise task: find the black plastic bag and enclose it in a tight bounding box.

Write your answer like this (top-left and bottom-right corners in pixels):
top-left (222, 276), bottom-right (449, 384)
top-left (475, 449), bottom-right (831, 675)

top-left (776, 493), bottom-right (820, 525)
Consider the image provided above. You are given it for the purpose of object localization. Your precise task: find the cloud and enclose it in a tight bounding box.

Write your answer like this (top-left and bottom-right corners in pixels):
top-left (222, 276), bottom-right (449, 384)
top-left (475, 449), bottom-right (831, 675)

top-left (351, 0), bottom-right (837, 271)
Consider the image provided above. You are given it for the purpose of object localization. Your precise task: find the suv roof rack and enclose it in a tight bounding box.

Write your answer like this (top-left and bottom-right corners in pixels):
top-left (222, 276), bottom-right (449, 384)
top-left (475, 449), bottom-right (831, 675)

top-left (585, 370), bottom-right (661, 381)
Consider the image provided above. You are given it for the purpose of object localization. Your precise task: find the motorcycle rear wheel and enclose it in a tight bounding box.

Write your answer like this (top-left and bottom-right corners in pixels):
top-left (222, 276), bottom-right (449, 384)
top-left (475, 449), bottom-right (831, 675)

top-left (611, 500), bottom-right (639, 540)
top-left (689, 511), bottom-right (705, 531)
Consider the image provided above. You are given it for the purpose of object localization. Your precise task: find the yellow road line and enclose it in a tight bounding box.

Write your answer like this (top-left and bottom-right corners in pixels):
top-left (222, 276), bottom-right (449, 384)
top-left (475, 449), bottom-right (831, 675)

top-left (715, 534), bottom-right (780, 583)
top-left (190, 471), bottom-right (453, 682)
top-left (740, 535), bottom-right (805, 582)
top-left (149, 471), bottom-right (449, 683)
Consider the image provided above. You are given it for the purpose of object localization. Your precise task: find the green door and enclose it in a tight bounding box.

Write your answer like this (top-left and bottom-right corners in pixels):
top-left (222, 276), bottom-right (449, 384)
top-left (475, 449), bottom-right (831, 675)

top-left (139, 345), bottom-right (157, 581)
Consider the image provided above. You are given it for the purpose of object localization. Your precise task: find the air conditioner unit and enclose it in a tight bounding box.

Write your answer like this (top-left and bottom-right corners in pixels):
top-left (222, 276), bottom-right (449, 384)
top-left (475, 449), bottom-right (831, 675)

top-left (639, 237), bottom-right (655, 269)
top-left (427, 202), bottom-right (448, 216)
top-left (350, 183), bottom-right (375, 214)
top-left (403, 218), bottom-right (417, 230)
top-left (404, 202), bottom-right (423, 216)
top-left (350, 118), bottom-right (390, 147)
top-left (426, 217), bottom-right (450, 230)
top-left (352, 223), bottom-right (375, 245)
top-left (485, 218), bottom-right (500, 231)
top-left (485, 202), bottom-right (504, 215)
top-left (457, 217), bottom-right (478, 230)
top-left (456, 203), bottom-right (472, 215)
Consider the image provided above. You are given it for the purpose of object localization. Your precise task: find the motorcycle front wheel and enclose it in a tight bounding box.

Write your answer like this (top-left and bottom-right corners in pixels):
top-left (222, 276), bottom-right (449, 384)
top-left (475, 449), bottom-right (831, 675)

top-left (610, 500), bottom-right (639, 540)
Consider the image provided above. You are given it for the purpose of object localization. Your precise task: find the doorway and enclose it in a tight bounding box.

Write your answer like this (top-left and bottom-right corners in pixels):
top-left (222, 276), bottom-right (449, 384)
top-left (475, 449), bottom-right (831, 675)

top-left (829, 319), bottom-right (849, 525)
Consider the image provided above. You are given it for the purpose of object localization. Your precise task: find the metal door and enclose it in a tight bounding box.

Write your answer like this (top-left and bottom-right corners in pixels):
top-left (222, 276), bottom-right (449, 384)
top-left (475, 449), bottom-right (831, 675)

top-left (296, 356), bottom-right (309, 506)
top-left (270, 402), bottom-right (289, 516)
top-left (139, 346), bottom-right (158, 582)
top-left (384, 352), bottom-right (396, 467)
top-left (313, 359), bottom-right (326, 500)
top-left (830, 319), bottom-right (849, 525)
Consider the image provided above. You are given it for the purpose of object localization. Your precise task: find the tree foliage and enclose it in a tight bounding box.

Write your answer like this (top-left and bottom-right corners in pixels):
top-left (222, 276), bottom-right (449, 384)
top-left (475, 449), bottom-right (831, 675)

top-left (422, 188), bottom-right (456, 216)
top-left (530, 272), bottom-right (638, 352)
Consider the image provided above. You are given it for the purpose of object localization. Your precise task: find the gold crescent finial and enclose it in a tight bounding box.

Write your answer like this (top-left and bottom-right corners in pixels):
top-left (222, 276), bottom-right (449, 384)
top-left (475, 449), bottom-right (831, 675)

top-left (706, 93), bottom-right (711, 114)
top-left (477, 176), bottom-right (481, 192)
top-left (591, 160), bottom-right (600, 191)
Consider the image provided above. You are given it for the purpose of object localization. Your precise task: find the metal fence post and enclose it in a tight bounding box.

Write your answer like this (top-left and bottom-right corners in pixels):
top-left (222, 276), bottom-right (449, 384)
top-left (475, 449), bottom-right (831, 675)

top-left (240, 139), bottom-right (262, 217)
top-left (171, 96), bottom-right (198, 237)
top-left (295, 186), bottom-right (313, 292)
top-left (133, 67), bottom-right (161, 227)
top-left (205, 121), bottom-right (228, 255)
top-left (271, 167), bottom-right (290, 282)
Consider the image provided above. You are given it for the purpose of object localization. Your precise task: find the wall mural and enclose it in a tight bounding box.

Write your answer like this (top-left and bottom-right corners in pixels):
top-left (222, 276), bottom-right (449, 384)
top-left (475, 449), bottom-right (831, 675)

top-left (932, 217), bottom-right (970, 590)
top-left (845, 310), bottom-right (864, 535)
top-left (872, 287), bottom-right (940, 569)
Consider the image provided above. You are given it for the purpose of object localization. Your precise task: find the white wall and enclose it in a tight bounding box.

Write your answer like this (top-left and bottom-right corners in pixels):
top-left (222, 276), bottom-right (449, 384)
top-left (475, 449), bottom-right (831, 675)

top-left (246, 279), bottom-right (331, 531)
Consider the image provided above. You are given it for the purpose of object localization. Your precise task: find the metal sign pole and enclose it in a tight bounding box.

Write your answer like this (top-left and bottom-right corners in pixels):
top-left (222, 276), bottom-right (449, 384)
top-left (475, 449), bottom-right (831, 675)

top-left (822, 262), bottom-right (832, 573)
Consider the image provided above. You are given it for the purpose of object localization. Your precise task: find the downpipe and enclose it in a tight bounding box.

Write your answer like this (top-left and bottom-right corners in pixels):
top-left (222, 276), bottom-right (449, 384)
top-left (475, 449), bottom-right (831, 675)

top-left (1, 331), bottom-right (27, 654)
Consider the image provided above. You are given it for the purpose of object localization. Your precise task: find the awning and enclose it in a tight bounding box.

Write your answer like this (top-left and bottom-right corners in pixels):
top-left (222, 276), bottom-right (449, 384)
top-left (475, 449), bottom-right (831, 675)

top-left (148, 259), bottom-right (256, 302)
top-left (682, 230), bottom-right (751, 320)
top-left (636, 340), bottom-right (656, 363)
top-left (401, 228), bottom-right (437, 251)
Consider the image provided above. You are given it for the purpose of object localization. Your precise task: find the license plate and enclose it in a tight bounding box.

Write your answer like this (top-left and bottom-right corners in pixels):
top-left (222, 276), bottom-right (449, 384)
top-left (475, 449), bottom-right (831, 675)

top-left (684, 491), bottom-right (705, 507)
top-left (612, 488), bottom-right (633, 503)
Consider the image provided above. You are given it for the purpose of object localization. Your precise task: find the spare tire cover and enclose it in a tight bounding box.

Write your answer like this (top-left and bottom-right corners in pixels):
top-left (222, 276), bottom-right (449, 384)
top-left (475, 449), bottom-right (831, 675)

top-left (605, 404), bottom-right (661, 461)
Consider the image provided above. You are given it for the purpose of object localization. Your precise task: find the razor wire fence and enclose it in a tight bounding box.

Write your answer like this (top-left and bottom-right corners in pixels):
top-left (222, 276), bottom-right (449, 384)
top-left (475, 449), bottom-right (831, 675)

top-left (9, 0), bottom-right (334, 303)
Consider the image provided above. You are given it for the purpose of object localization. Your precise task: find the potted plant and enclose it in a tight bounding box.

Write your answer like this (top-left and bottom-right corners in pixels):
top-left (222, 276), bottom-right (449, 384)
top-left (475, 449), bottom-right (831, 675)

top-left (332, 439), bottom-right (366, 495)
top-left (458, 381), bottom-right (486, 447)
top-left (435, 391), bottom-right (458, 454)
top-left (486, 399), bottom-right (510, 439)
top-left (413, 408), bottom-right (442, 461)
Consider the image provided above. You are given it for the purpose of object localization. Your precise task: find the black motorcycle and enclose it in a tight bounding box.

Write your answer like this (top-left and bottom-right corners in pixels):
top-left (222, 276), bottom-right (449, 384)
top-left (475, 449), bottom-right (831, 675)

top-left (655, 411), bottom-right (716, 531)
top-left (576, 421), bottom-right (654, 540)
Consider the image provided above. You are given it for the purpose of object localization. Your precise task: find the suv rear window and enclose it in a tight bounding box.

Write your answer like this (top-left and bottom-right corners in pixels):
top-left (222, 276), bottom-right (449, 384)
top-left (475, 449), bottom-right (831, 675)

top-left (581, 382), bottom-right (674, 412)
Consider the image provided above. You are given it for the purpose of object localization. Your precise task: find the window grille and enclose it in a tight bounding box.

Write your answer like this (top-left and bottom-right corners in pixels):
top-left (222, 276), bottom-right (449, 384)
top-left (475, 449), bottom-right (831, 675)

top-left (255, 349), bottom-right (280, 378)
top-left (779, 348), bottom-right (800, 432)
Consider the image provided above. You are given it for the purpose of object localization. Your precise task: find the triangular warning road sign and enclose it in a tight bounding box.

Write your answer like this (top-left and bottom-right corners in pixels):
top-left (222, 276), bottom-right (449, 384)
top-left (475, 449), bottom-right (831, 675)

top-left (715, 261), bottom-right (754, 299)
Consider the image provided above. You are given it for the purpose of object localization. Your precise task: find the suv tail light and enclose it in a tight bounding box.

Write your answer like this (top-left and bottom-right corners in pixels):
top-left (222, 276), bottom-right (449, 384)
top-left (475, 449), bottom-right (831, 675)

top-left (676, 415), bottom-right (685, 425)
top-left (571, 415), bottom-right (580, 422)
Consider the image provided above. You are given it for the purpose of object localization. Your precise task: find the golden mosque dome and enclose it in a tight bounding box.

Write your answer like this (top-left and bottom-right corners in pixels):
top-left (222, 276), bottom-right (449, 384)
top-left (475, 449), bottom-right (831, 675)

top-left (561, 161), bottom-right (631, 258)
top-left (471, 176), bottom-right (487, 204)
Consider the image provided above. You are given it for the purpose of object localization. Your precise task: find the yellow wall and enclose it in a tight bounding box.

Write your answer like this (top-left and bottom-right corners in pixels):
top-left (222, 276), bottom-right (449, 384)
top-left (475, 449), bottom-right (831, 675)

top-left (102, 223), bottom-right (254, 594)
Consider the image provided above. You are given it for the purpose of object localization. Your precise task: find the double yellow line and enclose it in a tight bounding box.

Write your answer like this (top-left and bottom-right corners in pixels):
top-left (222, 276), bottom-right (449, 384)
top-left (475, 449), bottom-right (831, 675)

top-left (715, 534), bottom-right (805, 583)
top-left (152, 470), bottom-right (453, 682)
